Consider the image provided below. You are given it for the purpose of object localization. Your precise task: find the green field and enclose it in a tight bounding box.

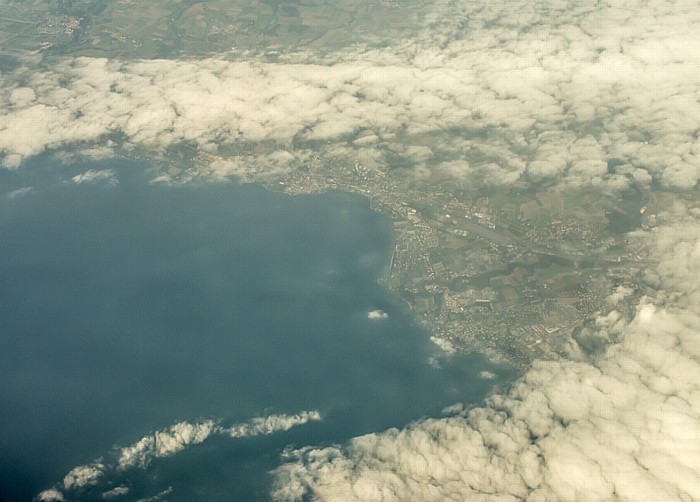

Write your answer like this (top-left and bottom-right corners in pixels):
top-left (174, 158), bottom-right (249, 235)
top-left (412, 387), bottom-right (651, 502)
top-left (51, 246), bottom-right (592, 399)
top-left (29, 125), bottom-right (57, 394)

top-left (0, 0), bottom-right (426, 58)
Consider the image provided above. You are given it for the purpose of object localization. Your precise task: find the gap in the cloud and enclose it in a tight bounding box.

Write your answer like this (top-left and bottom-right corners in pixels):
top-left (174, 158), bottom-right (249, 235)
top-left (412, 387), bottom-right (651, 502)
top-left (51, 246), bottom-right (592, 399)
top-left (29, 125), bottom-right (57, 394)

top-left (0, 154), bottom-right (516, 502)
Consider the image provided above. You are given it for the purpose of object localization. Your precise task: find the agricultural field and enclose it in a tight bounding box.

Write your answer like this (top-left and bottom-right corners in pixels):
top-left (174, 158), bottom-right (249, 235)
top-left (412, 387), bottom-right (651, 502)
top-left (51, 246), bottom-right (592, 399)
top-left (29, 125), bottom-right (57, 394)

top-left (0, 0), bottom-right (425, 59)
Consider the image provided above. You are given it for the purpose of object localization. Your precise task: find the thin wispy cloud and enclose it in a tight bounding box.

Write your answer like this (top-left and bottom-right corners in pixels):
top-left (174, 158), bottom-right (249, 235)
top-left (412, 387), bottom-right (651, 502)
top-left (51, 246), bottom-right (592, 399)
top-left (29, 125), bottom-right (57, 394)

top-left (71, 169), bottom-right (118, 185)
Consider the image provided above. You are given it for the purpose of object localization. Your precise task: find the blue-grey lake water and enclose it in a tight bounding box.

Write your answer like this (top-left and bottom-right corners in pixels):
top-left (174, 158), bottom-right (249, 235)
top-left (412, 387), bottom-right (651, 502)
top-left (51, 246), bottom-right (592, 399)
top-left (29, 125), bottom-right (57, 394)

top-left (0, 157), bottom-right (514, 501)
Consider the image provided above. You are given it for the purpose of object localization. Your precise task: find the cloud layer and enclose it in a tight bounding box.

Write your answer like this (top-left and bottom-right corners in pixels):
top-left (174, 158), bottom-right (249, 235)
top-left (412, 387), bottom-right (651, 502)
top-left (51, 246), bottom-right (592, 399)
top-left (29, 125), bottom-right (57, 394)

top-left (1, 0), bottom-right (699, 189)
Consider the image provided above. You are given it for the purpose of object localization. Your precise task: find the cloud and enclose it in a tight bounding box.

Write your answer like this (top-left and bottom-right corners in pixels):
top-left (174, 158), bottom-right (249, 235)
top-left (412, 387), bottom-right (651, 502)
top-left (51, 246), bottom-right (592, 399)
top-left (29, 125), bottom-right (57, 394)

top-left (6, 186), bottom-right (32, 199)
top-left (40, 411), bottom-right (321, 501)
top-left (54, 145), bottom-right (116, 165)
top-left (430, 335), bottom-right (455, 354)
top-left (224, 410), bottom-right (322, 439)
top-left (367, 309), bottom-right (389, 320)
top-left (606, 285), bottom-right (634, 306)
top-left (62, 464), bottom-right (104, 491)
top-left (271, 210), bottom-right (700, 501)
top-left (116, 411), bottom-right (320, 470)
top-left (102, 486), bottom-right (129, 499)
top-left (71, 169), bottom-right (118, 185)
top-left (0, 0), bottom-right (698, 190)
top-left (441, 403), bottom-right (465, 416)
top-left (9, 86), bottom-right (36, 107)
top-left (35, 489), bottom-right (64, 502)
top-left (117, 419), bottom-right (218, 470)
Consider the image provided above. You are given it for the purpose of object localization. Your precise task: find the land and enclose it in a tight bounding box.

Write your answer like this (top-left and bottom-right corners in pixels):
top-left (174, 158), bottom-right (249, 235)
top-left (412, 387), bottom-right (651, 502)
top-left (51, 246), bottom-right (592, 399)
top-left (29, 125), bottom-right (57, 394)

top-left (0, 0), bottom-right (423, 59)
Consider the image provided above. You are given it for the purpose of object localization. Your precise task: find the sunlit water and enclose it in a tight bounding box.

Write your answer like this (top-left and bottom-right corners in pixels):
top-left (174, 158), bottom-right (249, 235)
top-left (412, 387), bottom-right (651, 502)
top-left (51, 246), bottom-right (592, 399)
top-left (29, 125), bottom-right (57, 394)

top-left (0, 157), bottom-right (514, 501)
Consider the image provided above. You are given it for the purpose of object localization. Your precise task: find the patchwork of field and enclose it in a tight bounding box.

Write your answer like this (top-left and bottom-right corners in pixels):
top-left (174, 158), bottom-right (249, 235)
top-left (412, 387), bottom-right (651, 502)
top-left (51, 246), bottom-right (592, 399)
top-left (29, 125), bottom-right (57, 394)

top-left (0, 0), bottom-right (423, 58)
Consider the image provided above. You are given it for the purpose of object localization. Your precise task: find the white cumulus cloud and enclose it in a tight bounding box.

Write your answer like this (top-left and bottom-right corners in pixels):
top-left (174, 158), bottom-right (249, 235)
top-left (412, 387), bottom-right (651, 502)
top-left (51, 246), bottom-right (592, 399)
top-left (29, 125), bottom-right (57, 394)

top-left (367, 309), bottom-right (389, 320)
top-left (35, 489), bottom-right (64, 502)
top-left (41, 410), bottom-right (321, 501)
top-left (117, 419), bottom-right (217, 470)
top-left (62, 464), bottom-right (104, 491)
top-left (225, 410), bottom-right (322, 439)
top-left (430, 335), bottom-right (456, 354)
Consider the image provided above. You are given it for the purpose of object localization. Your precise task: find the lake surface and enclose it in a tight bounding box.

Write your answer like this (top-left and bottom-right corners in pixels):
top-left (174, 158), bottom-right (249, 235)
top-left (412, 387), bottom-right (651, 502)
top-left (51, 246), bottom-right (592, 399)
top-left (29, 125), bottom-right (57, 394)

top-left (0, 157), bottom-right (514, 501)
